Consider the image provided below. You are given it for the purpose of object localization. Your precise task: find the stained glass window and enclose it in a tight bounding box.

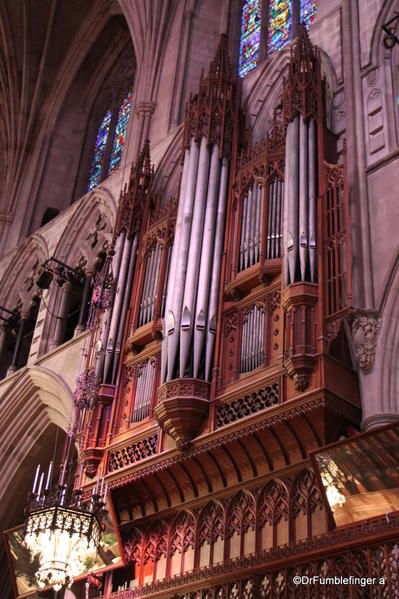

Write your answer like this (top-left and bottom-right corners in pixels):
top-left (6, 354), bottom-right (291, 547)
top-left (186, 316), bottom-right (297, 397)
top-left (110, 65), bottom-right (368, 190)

top-left (239, 0), bottom-right (262, 77)
top-left (108, 95), bottom-right (131, 174)
top-left (268, 0), bottom-right (292, 53)
top-left (300, 0), bottom-right (317, 28)
top-left (88, 110), bottom-right (111, 191)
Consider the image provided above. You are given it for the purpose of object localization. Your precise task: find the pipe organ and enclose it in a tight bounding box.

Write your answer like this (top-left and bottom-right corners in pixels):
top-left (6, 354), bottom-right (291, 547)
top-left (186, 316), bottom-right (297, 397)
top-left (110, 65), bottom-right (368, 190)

top-left (74, 31), bottom-right (370, 599)
top-left (240, 304), bottom-right (265, 373)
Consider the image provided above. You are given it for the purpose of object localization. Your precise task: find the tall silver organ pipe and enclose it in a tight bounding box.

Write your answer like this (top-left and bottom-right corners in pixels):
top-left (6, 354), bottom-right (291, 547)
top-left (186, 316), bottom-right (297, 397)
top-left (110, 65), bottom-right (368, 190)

top-left (193, 143), bottom-right (221, 378)
top-left (238, 181), bottom-right (263, 271)
top-left (179, 136), bottom-right (211, 376)
top-left (240, 305), bottom-right (265, 373)
top-left (308, 120), bottom-right (316, 281)
top-left (167, 138), bottom-right (200, 380)
top-left (205, 156), bottom-right (229, 381)
top-left (283, 116), bottom-right (317, 285)
top-left (95, 233), bottom-right (124, 377)
top-left (103, 236), bottom-right (133, 382)
top-left (111, 235), bottom-right (138, 384)
top-left (299, 117), bottom-right (308, 281)
top-left (139, 243), bottom-right (162, 327)
top-left (161, 148), bottom-right (190, 383)
top-left (132, 360), bottom-right (156, 422)
top-left (287, 116), bottom-right (299, 284)
top-left (161, 133), bottom-right (229, 382)
top-left (266, 179), bottom-right (283, 260)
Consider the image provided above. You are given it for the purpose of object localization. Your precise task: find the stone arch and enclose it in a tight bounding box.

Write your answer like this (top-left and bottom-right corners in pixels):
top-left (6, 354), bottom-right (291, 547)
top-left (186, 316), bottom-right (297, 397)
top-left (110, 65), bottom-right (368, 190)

top-left (0, 365), bottom-right (73, 594)
top-left (368, 0), bottom-right (399, 154)
top-left (0, 365), bottom-right (73, 503)
top-left (38, 189), bottom-right (116, 354)
top-left (0, 234), bottom-right (48, 311)
top-left (54, 189), bottom-right (116, 271)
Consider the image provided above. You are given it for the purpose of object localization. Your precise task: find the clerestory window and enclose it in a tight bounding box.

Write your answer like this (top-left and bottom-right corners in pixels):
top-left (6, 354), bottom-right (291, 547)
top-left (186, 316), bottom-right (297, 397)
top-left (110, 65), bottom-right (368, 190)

top-left (87, 93), bottom-right (131, 191)
top-left (239, 0), bottom-right (317, 77)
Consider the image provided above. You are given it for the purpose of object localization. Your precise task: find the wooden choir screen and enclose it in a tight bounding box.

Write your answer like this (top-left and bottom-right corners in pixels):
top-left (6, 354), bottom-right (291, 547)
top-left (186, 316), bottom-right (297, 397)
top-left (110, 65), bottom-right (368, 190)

top-left (120, 469), bottom-right (325, 588)
top-left (219, 290), bottom-right (281, 387)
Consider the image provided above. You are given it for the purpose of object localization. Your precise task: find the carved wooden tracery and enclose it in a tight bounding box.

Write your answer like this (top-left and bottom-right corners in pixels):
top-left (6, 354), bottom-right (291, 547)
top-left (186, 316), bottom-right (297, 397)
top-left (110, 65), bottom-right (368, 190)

top-left (120, 470), bottom-right (324, 587)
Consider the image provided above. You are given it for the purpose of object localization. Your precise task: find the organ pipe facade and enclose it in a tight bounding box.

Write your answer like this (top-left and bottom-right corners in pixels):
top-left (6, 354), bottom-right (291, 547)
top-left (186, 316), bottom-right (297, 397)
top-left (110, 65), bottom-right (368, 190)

top-left (72, 31), bottom-right (387, 598)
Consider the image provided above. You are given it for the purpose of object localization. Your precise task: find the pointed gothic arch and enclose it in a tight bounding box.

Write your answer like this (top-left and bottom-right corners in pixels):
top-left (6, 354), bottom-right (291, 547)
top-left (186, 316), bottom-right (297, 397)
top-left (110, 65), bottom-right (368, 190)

top-left (0, 365), bottom-right (73, 541)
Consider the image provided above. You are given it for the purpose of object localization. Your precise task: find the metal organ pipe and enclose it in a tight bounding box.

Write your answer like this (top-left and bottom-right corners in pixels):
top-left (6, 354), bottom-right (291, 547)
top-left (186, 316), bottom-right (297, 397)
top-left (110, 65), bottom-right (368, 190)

top-left (244, 186), bottom-right (252, 270)
top-left (308, 120), bottom-right (316, 282)
top-left (255, 184), bottom-right (262, 262)
top-left (239, 192), bottom-right (248, 271)
top-left (193, 143), bottom-right (221, 378)
top-left (180, 136), bottom-right (211, 376)
top-left (283, 115), bottom-right (317, 286)
top-left (161, 147), bottom-right (190, 383)
top-left (240, 305), bottom-right (264, 373)
top-left (111, 235), bottom-right (138, 384)
top-left (167, 138), bottom-right (200, 380)
top-left (299, 117), bottom-right (308, 281)
top-left (276, 179), bottom-right (283, 259)
top-left (95, 233), bottom-right (124, 378)
top-left (287, 115), bottom-right (299, 284)
top-left (205, 156), bottom-right (229, 381)
top-left (103, 236), bottom-right (132, 382)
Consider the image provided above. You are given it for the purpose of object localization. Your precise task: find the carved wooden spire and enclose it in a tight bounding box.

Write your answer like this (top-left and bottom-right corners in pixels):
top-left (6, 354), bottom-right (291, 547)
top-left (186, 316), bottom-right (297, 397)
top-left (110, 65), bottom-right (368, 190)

top-left (114, 139), bottom-right (155, 240)
top-left (182, 34), bottom-right (238, 158)
top-left (282, 26), bottom-right (322, 125)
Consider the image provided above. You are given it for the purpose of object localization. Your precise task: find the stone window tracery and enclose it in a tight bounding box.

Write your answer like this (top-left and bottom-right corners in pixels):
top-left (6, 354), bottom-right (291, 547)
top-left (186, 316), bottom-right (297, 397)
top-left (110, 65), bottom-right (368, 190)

top-left (87, 93), bottom-right (132, 192)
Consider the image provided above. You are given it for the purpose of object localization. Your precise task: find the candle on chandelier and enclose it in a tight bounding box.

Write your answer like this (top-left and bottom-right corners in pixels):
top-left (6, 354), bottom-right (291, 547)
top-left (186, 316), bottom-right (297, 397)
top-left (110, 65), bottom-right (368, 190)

top-left (37, 472), bottom-right (45, 498)
top-left (32, 464), bottom-right (40, 494)
top-left (45, 461), bottom-right (53, 490)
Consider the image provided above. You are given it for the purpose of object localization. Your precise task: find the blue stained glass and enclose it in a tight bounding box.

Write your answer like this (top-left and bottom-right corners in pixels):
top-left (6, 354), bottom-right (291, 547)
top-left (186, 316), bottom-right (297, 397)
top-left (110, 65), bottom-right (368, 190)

top-left (88, 110), bottom-right (111, 191)
top-left (108, 95), bottom-right (131, 174)
top-left (268, 0), bottom-right (292, 53)
top-left (239, 0), bottom-right (262, 77)
top-left (300, 0), bottom-right (317, 28)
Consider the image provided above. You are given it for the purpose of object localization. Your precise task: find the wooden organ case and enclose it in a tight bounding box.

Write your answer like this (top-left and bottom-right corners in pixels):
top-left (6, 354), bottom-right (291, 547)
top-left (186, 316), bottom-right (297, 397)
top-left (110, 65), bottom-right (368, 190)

top-left (80, 31), bottom-right (399, 599)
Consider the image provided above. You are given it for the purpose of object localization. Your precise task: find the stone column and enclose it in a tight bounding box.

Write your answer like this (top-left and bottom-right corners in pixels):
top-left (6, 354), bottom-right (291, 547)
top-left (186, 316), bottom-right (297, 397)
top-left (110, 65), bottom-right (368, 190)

top-left (7, 311), bottom-right (30, 375)
top-left (75, 270), bottom-right (94, 335)
top-left (50, 282), bottom-right (72, 350)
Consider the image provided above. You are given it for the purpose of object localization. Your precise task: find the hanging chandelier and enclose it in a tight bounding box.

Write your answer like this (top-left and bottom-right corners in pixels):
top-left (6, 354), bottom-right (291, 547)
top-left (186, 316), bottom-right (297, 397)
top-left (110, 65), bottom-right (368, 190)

top-left (24, 251), bottom-right (115, 591)
top-left (24, 458), bottom-right (107, 591)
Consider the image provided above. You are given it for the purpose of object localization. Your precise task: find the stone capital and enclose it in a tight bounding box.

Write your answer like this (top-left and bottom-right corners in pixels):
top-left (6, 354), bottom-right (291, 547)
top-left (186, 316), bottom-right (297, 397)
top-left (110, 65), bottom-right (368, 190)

top-left (351, 309), bottom-right (381, 373)
top-left (136, 101), bottom-right (156, 117)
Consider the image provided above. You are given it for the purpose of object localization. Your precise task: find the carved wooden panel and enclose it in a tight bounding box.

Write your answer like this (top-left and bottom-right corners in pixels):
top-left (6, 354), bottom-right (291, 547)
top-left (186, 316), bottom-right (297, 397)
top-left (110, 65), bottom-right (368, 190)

top-left (214, 382), bottom-right (279, 428)
top-left (107, 433), bottom-right (158, 473)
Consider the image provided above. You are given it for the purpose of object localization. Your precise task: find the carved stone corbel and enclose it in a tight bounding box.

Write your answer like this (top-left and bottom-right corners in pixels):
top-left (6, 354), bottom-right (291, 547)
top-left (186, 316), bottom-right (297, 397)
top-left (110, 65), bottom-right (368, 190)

top-left (351, 310), bottom-right (381, 373)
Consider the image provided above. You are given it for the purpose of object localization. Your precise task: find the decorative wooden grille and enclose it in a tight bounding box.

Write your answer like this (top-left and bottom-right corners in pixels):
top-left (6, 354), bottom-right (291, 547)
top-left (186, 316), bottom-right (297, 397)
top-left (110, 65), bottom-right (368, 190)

top-left (215, 382), bottom-right (279, 428)
top-left (323, 160), bottom-right (351, 318)
top-left (107, 433), bottom-right (158, 473)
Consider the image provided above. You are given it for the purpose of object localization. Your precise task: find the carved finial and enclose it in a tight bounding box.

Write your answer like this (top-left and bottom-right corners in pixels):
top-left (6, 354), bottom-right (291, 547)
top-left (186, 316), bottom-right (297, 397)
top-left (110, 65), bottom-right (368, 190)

top-left (182, 34), bottom-right (238, 158)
